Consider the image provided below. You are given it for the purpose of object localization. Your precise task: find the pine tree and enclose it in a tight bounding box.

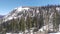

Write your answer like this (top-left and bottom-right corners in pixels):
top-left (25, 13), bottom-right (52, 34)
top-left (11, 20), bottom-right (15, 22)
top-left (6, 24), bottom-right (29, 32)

top-left (39, 8), bottom-right (44, 29)
top-left (9, 18), bottom-right (18, 33)
top-left (53, 10), bottom-right (60, 32)
top-left (19, 16), bottom-right (25, 32)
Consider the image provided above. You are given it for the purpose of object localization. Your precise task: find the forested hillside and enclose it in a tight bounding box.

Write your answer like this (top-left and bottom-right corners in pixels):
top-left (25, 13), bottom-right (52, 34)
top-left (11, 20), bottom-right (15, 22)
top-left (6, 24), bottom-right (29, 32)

top-left (0, 5), bottom-right (60, 34)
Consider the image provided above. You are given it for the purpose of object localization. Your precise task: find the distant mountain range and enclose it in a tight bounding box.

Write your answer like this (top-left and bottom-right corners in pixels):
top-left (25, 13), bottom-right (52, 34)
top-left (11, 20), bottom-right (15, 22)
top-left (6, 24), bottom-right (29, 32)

top-left (0, 15), bottom-right (4, 18)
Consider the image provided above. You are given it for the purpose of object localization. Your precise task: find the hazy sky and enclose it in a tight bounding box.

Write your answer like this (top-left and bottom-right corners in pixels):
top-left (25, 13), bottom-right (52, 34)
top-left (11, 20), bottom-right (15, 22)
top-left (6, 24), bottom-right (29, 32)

top-left (0, 0), bottom-right (60, 15)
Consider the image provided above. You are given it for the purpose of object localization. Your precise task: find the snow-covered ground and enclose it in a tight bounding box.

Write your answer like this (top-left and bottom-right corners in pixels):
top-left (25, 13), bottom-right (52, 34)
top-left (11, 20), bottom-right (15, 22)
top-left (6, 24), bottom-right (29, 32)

top-left (49, 33), bottom-right (60, 34)
top-left (6, 33), bottom-right (33, 34)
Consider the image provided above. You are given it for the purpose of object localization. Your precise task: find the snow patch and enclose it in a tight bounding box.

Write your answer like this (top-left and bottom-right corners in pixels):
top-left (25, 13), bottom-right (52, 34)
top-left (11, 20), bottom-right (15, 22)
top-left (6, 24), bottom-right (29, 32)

top-left (56, 7), bottom-right (60, 11)
top-left (49, 33), bottom-right (60, 34)
top-left (17, 7), bottom-right (29, 11)
top-left (39, 25), bottom-right (48, 32)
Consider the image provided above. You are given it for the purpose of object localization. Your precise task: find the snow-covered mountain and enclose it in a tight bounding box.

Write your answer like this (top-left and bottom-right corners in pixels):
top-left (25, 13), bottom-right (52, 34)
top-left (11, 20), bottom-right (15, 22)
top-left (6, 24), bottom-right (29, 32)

top-left (2, 5), bottom-right (60, 28)
top-left (3, 6), bottom-right (40, 22)
top-left (1, 5), bottom-right (60, 33)
top-left (3, 7), bottom-right (30, 22)
top-left (3, 6), bottom-right (60, 22)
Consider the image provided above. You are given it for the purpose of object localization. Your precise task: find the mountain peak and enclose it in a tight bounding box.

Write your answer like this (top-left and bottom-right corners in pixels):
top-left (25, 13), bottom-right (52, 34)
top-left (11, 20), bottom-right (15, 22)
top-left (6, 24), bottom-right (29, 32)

top-left (17, 6), bottom-right (30, 11)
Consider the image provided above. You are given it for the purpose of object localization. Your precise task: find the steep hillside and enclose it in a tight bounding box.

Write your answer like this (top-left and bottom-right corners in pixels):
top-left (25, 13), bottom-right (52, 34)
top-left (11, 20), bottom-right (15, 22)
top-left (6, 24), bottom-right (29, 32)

top-left (0, 5), bottom-right (60, 33)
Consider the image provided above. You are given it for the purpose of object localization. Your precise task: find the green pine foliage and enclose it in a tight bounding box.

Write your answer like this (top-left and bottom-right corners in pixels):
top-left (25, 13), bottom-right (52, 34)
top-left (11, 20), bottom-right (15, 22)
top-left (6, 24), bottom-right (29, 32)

top-left (53, 9), bottom-right (60, 32)
top-left (19, 16), bottom-right (25, 32)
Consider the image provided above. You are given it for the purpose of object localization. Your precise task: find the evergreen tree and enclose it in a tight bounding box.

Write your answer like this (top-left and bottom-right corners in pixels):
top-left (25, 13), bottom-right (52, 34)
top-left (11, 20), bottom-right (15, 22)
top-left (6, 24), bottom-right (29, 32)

top-left (9, 18), bottom-right (18, 32)
top-left (53, 10), bottom-right (60, 32)
top-left (19, 16), bottom-right (25, 32)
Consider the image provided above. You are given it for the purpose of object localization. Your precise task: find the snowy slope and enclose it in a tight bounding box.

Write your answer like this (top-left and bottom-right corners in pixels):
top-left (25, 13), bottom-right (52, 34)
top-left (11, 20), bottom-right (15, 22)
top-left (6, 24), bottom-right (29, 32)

top-left (1, 6), bottom-right (60, 33)
top-left (3, 6), bottom-right (60, 22)
top-left (3, 6), bottom-right (41, 22)
top-left (3, 7), bottom-right (30, 22)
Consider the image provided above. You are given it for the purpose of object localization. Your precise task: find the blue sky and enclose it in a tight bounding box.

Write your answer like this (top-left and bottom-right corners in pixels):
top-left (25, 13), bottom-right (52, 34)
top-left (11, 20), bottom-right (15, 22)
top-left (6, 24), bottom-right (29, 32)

top-left (0, 0), bottom-right (60, 15)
